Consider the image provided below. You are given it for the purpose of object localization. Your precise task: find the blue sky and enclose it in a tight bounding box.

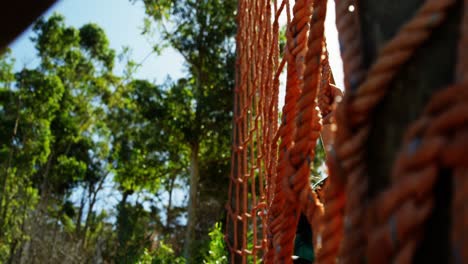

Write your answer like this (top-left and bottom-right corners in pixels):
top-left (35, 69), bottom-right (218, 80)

top-left (9, 0), bottom-right (343, 92)
top-left (9, 0), bottom-right (185, 83)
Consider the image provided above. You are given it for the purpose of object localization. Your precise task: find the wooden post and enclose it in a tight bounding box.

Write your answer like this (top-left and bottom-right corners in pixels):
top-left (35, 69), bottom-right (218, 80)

top-left (359, 0), bottom-right (462, 262)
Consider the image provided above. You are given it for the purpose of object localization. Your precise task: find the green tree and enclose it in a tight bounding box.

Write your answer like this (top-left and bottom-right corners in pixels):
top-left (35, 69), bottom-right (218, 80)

top-left (0, 52), bottom-right (64, 261)
top-left (107, 76), bottom-right (182, 262)
top-left (136, 0), bottom-right (237, 261)
top-left (29, 15), bottom-right (115, 258)
top-left (0, 14), bottom-right (117, 262)
top-left (116, 193), bottom-right (160, 263)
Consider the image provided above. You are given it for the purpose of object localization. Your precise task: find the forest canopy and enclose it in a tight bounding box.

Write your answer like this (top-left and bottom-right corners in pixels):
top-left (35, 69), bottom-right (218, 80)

top-left (0, 1), bottom-right (235, 261)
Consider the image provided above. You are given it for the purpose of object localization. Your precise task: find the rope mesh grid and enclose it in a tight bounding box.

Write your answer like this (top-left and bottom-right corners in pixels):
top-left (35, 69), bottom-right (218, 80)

top-left (226, 0), bottom-right (467, 262)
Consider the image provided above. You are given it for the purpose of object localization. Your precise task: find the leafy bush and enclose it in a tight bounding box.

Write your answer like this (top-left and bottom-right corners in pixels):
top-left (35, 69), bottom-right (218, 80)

top-left (204, 222), bottom-right (228, 264)
top-left (137, 241), bottom-right (185, 264)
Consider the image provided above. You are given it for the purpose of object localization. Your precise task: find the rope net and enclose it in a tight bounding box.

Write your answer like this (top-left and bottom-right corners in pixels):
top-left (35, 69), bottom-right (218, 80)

top-left (225, 0), bottom-right (280, 262)
top-left (226, 0), bottom-right (468, 263)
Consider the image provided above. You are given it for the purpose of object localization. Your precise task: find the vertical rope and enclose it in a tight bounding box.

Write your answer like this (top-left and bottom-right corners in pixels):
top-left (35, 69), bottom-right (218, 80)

top-left (266, 0), bottom-right (314, 262)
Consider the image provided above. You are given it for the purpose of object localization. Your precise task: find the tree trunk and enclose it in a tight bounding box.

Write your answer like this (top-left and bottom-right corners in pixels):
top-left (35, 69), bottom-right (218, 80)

top-left (359, 0), bottom-right (462, 262)
top-left (117, 189), bottom-right (131, 252)
top-left (0, 97), bottom-right (20, 230)
top-left (82, 186), bottom-right (96, 247)
top-left (82, 174), bottom-right (106, 247)
top-left (183, 143), bottom-right (200, 263)
top-left (165, 174), bottom-right (176, 230)
top-left (75, 189), bottom-right (86, 236)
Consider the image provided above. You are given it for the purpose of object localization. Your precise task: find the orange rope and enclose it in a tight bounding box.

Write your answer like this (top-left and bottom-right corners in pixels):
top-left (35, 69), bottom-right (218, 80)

top-left (365, 0), bottom-right (468, 263)
top-left (266, 0), bottom-right (314, 261)
top-left (316, 40), bottom-right (346, 263)
top-left (332, 0), bottom-right (459, 263)
top-left (332, 0), bottom-right (368, 261)
top-left (318, 44), bottom-right (334, 121)
top-left (266, 0), bottom-right (332, 263)
top-left (227, 0), bottom-right (466, 262)
top-left (451, 2), bottom-right (468, 263)
top-left (287, 0), bottom-right (328, 257)
top-left (226, 0), bottom-right (279, 261)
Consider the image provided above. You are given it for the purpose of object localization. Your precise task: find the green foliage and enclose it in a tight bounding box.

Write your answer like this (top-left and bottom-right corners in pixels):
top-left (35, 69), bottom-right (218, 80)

top-left (311, 138), bottom-right (326, 185)
top-left (79, 23), bottom-right (115, 69)
top-left (134, 0), bottom-right (237, 259)
top-left (0, 51), bottom-right (51, 262)
top-left (0, 13), bottom-right (117, 262)
top-left (108, 78), bottom-right (177, 193)
top-left (0, 50), bottom-right (15, 84)
top-left (116, 199), bottom-right (160, 263)
top-left (137, 242), bottom-right (186, 264)
top-left (279, 25), bottom-right (287, 55)
top-left (0, 183), bottom-right (39, 262)
top-left (204, 222), bottom-right (228, 264)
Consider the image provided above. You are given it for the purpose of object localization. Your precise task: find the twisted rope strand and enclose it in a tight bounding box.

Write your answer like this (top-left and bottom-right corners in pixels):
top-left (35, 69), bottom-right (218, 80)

top-left (266, 0), bottom-right (313, 262)
top-left (360, 0), bottom-right (463, 263)
top-left (333, 0), bottom-right (457, 263)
